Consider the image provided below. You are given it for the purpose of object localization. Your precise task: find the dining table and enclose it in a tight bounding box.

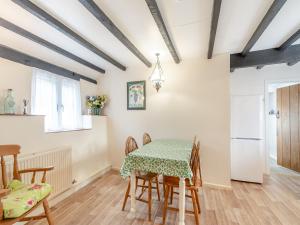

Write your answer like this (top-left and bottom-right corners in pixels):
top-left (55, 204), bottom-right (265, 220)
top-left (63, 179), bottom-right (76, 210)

top-left (120, 139), bottom-right (193, 225)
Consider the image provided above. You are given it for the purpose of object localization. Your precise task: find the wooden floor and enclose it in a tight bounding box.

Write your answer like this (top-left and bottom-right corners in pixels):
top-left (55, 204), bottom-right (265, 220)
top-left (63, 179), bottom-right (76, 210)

top-left (30, 168), bottom-right (300, 225)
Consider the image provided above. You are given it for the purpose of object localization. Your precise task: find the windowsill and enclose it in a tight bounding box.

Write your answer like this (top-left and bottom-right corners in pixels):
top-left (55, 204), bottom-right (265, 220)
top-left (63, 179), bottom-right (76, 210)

top-left (46, 128), bottom-right (92, 133)
top-left (0, 114), bottom-right (107, 117)
top-left (82, 115), bottom-right (107, 116)
top-left (0, 114), bottom-right (45, 116)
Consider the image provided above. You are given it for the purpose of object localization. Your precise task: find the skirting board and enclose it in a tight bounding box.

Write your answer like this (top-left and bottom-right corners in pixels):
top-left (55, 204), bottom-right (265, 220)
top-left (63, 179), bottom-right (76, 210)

top-left (203, 182), bottom-right (232, 190)
top-left (111, 166), bottom-right (121, 171)
top-left (50, 164), bottom-right (112, 206)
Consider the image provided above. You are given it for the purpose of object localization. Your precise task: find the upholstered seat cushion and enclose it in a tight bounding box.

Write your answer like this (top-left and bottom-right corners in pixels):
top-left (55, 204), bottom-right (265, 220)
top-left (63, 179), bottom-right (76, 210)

top-left (163, 176), bottom-right (201, 189)
top-left (136, 172), bottom-right (158, 180)
top-left (1, 180), bottom-right (52, 219)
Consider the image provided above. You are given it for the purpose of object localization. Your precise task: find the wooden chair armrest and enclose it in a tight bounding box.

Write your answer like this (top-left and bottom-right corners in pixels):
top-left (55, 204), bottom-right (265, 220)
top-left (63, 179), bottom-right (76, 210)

top-left (18, 166), bottom-right (54, 174)
top-left (0, 189), bottom-right (10, 198)
top-left (19, 166), bottom-right (54, 183)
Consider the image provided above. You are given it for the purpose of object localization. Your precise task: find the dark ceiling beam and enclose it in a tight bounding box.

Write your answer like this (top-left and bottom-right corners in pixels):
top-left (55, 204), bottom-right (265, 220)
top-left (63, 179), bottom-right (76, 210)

top-left (207, 0), bottom-right (222, 59)
top-left (0, 44), bottom-right (97, 84)
top-left (12, 0), bottom-right (126, 71)
top-left (0, 17), bottom-right (105, 74)
top-left (79, 0), bottom-right (151, 68)
top-left (145, 0), bottom-right (180, 63)
top-left (278, 29), bottom-right (300, 51)
top-left (241, 0), bottom-right (287, 56)
top-left (231, 44), bottom-right (300, 70)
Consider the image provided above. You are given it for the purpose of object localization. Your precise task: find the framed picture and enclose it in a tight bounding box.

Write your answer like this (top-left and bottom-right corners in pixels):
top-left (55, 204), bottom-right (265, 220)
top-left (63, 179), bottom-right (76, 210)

top-left (127, 80), bottom-right (146, 110)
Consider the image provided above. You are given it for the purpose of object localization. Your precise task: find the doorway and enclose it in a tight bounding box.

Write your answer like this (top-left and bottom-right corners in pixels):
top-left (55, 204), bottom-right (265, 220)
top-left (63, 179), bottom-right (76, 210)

top-left (266, 80), bottom-right (300, 175)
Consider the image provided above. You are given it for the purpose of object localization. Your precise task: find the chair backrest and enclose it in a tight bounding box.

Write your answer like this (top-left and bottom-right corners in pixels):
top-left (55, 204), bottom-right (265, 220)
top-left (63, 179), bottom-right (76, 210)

top-left (190, 136), bottom-right (198, 163)
top-left (190, 139), bottom-right (197, 165)
top-left (190, 141), bottom-right (202, 186)
top-left (125, 136), bottom-right (139, 156)
top-left (0, 145), bottom-right (21, 188)
top-left (193, 136), bottom-right (197, 146)
top-left (196, 141), bottom-right (202, 186)
top-left (143, 133), bottom-right (152, 145)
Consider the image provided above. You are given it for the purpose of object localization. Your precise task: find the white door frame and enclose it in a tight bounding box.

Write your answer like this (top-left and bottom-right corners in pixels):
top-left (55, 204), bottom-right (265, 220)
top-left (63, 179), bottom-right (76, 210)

top-left (264, 78), bottom-right (300, 175)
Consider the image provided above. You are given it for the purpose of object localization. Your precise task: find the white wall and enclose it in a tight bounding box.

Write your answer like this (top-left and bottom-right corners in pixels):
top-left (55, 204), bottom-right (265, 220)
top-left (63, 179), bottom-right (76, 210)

top-left (0, 59), bottom-right (101, 114)
top-left (230, 63), bottom-right (300, 96)
top-left (231, 63), bottom-right (300, 173)
top-left (0, 58), bottom-right (110, 185)
top-left (102, 54), bottom-right (231, 187)
top-left (0, 116), bottom-right (110, 184)
top-left (0, 54), bottom-right (232, 187)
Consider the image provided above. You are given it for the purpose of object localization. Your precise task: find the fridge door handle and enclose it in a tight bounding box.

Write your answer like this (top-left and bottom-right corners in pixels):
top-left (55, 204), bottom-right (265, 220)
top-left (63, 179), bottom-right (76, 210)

top-left (232, 137), bottom-right (263, 141)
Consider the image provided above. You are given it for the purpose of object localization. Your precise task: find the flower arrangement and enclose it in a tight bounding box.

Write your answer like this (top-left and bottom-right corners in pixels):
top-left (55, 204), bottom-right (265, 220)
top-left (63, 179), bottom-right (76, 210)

top-left (86, 95), bottom-right (108, 115)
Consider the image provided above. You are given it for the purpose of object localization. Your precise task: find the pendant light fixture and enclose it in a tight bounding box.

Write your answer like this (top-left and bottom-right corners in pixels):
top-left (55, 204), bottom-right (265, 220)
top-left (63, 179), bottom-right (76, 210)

top-left (149, 53), bottom-right (165, 92)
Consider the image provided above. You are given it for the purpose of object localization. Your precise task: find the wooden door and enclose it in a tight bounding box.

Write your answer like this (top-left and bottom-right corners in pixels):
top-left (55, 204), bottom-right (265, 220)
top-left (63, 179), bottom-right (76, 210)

top-left (277, 84), bottom-right (300, 172)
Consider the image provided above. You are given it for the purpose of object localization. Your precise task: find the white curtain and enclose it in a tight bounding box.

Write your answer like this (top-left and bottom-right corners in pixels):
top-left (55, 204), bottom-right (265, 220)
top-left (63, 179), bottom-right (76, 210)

top-left (31, 69), bottom-right (59, 131)
top-left (61, 77), bottom-right (82, 130)
top-left (31, 69), bottom-right (82, 131)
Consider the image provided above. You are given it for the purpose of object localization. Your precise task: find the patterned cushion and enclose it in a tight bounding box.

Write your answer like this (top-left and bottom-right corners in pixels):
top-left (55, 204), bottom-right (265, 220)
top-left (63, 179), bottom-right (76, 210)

top-left (1, 180), bottom-right (52, 219)
top-left (8, 180), bottom-right (26, 191)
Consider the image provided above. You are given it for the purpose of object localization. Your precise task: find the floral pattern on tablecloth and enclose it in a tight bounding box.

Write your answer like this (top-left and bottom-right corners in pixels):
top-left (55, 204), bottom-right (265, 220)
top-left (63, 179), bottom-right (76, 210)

top-left (120, 139), bottom-right (193, 179)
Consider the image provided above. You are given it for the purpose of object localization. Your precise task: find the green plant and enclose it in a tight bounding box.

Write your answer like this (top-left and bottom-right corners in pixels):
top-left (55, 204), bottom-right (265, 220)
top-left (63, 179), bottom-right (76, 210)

top-left (86, 95), bottom-right (108, 109)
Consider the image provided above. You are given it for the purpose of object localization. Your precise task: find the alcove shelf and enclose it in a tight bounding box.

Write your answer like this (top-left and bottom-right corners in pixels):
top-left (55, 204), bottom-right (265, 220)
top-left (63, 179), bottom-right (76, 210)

top-left (0, 114), bottom-right (45, 116)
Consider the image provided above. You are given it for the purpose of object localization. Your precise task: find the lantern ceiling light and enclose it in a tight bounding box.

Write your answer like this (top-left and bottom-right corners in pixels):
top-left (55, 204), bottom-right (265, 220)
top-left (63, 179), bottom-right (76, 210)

top-left (149, 53), bottom-right (165, 92)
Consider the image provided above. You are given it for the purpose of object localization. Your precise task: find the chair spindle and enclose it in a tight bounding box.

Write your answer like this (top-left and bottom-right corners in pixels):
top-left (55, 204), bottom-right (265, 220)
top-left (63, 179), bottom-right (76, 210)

top-left (1, 157), bottom-right (7, 188)
top-left (31, 172), bottom-right (36, 184)
top-left (42, 171), bottom-right (47, 183)
top-left (13, 154), bottom-right (21, 180)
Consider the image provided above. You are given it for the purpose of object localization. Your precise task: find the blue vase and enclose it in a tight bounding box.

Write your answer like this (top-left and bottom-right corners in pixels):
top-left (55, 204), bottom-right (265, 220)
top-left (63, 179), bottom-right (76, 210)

top-left (4, 89), bottom-right (16, 114)
top-left (92, 108), bottom-right (101, 115)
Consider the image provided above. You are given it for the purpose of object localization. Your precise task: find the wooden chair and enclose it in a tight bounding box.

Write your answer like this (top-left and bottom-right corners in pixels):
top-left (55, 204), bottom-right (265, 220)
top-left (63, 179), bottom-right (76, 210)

top-left (121, 136), bottom-right (160, 221)
top-left (169, 141), bottom-right (202, 207)
top-left (143, 132), bottom-right (163, 198)
top-left (0, 145), bottom-right (54, 225)
top-left (162, 142), bottom-right (202, 225)
top-left (143, 133), bottom-right (152, 145)
top-left (193, 136), bottom-right (197, 146)
top-left (168, 136), bottom-right (199, 205)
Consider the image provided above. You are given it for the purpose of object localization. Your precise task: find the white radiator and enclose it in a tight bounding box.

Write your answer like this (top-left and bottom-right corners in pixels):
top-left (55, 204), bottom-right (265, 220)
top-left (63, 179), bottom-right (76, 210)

top-left (3, 147), bottom-right (72, 197)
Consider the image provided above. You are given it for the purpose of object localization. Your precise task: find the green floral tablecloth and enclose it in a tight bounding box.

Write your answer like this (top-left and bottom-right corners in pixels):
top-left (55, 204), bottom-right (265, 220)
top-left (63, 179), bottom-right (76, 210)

top-left (120, 139), bottom-right (193, 179)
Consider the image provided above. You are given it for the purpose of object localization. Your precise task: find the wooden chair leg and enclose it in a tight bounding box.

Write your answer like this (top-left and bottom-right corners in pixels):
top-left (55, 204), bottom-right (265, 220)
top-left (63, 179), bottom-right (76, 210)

top-left (155, 176), bottom-right (161, 201)
top-left (138, 179), bottom-right (147, 199)
top-left (43, 199), bottom-right (54, 225)
top-left (122, 181), bottom-right (130, 211)
top-left (191, 190), bottom-right (200, 225)
top-left (170, 186), bottom-right (174, 204)
top-left (136, 177), bottom-right (138, 191)
top-left (162, 185), bottom-right (170, 225)
top-left (195, 189), bottom-right (201, 214)
top-left (163, 181), bottom-right (166, 198)
top-left (148, 179), bottom-right (152, 221)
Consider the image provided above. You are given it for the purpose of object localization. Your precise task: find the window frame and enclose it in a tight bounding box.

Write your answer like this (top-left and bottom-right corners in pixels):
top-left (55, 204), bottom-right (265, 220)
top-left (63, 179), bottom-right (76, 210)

top-left (31, 69), bottom-right (83, 132)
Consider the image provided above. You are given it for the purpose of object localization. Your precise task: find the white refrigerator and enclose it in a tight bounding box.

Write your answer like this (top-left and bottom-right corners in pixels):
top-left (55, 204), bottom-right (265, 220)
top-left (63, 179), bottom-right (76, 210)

top-left (231, 95), bottom-right (264, 183)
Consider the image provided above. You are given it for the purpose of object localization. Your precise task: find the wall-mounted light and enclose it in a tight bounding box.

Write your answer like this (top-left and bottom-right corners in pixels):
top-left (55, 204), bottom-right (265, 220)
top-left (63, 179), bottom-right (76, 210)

top-left (149, 53), bottom-right (165, 92)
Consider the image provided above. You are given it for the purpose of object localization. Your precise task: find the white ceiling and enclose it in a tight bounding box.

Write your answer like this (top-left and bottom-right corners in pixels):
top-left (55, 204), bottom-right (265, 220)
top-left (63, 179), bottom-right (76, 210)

top-left (0, 0), bottom-right (299, 79)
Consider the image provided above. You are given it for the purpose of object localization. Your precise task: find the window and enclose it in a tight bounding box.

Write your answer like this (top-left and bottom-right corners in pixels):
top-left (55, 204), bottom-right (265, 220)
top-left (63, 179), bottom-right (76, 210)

top-left (31, 69), bottom-right (82, 131)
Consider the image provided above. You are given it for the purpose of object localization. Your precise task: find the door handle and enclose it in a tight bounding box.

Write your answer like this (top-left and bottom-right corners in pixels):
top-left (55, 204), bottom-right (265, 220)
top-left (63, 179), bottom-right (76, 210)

top-left (276, 110), bottom-right (280, 119)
